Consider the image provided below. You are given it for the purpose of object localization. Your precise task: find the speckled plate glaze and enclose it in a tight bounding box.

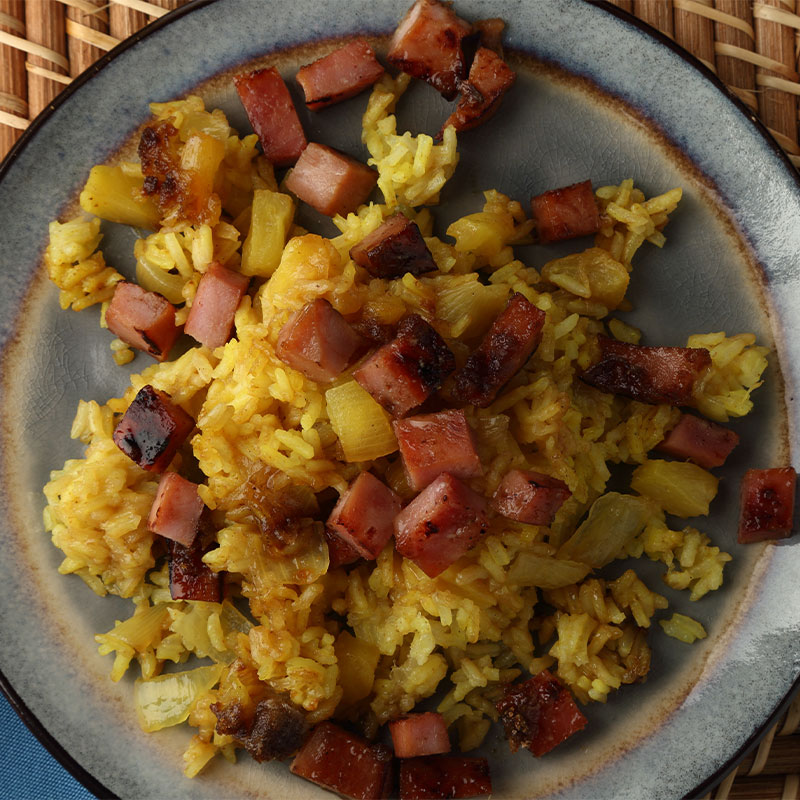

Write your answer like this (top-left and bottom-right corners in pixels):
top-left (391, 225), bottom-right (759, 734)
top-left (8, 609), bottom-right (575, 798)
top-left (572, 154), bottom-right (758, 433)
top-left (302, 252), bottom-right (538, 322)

top-left (1, 1), bottom-right (799, 798)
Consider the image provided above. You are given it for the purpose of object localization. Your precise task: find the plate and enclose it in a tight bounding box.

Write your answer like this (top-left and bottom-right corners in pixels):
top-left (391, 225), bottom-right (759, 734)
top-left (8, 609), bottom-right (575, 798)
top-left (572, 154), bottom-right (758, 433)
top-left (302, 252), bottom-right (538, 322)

top-left (1, 1), bottom-right (799, 798)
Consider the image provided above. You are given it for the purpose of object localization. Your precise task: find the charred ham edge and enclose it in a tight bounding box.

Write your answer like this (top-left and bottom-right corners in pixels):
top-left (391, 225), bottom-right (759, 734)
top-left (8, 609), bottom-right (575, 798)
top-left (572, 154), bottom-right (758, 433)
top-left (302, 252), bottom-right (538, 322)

top-left (394, 408), bottom-right (482, 492)
top-left (148, 472), bottom-right (204, 547)
top-left (290, 721), bottom-right (394, 800)
top-left (451, 292), bottom-right (546, 408)
top-left (496, 671), bottom-right (587, 757)
top-left (580, 335), bottom-right (712, 406)
top-left (168, 509), bottom-right (223, 602)
top-left (284, 142), bottom-right (378, 217)
top-left (389, 712), bottom-right (451, 759)
top-left (323, 526), bottom-right (362, 569)
top-left (388, 0), bottom-right (474, 100)
top-left (656, 413), bottom-right (740, 469)
top-left (354, 314), bottom-right (456, 418)
top-left (297, 39), bottom-right (385, 110)
top-left (276, 298), bottom-right (365, 383)
top-left (184, 262), bottom-right (250, 350)
top-left (492, 469), bottom-right (571, 526)
top-left (738, 467), bottom-right (797, 543)
top-left (213, 687), bottom-right (308, 762)
top-left (326, 471), bottom-right (402, 560)
top-left (530, 180), bottom-right (601, 244)
top-left (394, 472), bottom-right (488, 578)
top-left (349, 213), bottom-right (437, 279)
top-left (105, 281), bottom-right (180, 362)
top-left (473, 17), bottom-right (506, 55)
top-left (399, 755), bottom-right (492, 799)
top-left (234, 67), bottom-right (307, 167)
top-left (113, 385), bottom-right (195, 472)
top-left (440, 46), bottom-right (516, 135)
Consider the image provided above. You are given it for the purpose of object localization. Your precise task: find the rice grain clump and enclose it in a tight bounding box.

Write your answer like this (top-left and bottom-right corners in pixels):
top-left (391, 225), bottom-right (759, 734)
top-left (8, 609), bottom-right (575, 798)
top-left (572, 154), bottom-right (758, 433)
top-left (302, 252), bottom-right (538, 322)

top-left (42, 78), bottom-right (767, 782)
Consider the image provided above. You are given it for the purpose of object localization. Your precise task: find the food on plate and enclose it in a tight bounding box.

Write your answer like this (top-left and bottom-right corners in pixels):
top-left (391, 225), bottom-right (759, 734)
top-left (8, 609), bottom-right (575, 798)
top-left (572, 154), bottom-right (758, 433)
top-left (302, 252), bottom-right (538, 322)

top-left (39, 0), bottom-right (786, 795)
top-left (738, 467), bottom-right (797, 543)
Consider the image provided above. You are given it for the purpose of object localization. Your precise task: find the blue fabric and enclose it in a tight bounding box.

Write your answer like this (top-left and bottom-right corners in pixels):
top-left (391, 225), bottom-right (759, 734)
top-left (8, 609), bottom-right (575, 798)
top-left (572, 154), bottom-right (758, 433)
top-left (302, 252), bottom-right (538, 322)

top-left (0, 692), bottom-right (95, 799)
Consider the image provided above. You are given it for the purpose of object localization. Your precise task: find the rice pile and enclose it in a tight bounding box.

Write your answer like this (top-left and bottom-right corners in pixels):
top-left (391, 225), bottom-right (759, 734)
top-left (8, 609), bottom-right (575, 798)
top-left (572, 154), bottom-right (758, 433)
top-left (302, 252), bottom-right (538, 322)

top-left (42, 83), bottom-right (768, 779)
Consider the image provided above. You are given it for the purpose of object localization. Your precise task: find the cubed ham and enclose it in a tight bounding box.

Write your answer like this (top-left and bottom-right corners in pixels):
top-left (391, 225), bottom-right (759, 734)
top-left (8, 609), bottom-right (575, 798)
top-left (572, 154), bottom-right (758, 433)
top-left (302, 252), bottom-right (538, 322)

top-left (394, 409), bottom-right (482, 491)
top-left (105, 281), bottom-right (180, 362)
top-left (277, 298), bottom-right (364, 383)
top-left (656, 413), bottom-right (740, 469)
top-left (388, 0), bottom-right (473, 100)
top-left (113, 385), bottom-right (195, 472)
top-left (349, 213), bottom-right (437, 278)
top-left (394, 472), bottom-right (488, 578)
top-left (324, 526), bottom-right (361, 569)
top-left (389, 712), bottom-right (450, 758)
top-left (441, 47), bottom-right (516, 134)
top-left (148, 472), bottom-right (204, 547)
top-left (326, 472), bottom-right (402, 560)
top-left (184, 262), bottom-right (250, 349)
top-left (234, 67), bottom-right (307, 167)
top-left (297, 39), bottom-right (385, 110)
top-left (284, 143), bottom-right (377, 217)
top-left (531, 180), bottom-right (601, 244)
top-left (355, 314), bottom-right (455, 417)
top-left (496, 671), bottom-right (588, 757)
top-left (168, 534), bottom-right (222, 603)
top-left (290, 722), bottom-right (393, 800)
top-left (581, 335), bottom-right (712, 406)
top-left (399, 756), bottom-right (492, 800)
top-left (738, 467), bottom-right (797, 543)
top-left (474, 17), bottom-right (505, 54)
top-left (451, 293), bottom-right (546, 407)
top-left (492, 470), bottom-right (571, 525)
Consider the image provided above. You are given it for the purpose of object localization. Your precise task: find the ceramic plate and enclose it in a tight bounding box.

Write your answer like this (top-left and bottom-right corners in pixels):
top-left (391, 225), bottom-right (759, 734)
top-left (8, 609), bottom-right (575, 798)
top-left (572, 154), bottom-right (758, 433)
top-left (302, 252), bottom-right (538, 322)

top-left (1, 1), bottom-right (799, 797)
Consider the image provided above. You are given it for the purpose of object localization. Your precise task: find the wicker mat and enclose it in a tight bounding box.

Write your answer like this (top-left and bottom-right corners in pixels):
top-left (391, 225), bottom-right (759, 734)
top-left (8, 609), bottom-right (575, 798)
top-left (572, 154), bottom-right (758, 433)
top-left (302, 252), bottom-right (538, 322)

top-left (1, 0), bottom-right (799, 798)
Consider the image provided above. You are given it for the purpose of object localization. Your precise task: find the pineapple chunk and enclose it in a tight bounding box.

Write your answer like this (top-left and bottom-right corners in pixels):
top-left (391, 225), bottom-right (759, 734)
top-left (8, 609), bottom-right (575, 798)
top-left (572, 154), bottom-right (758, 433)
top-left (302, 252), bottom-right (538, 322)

top-left (326, 380), bottom-right (397, 462)
top-left (631, 459), bottom-right (718, 517)
top-left (80, 165), bottom-right (160, 229)
top-left (541, 247), bottom-right (630, 309)
top-left (334, 631), bottom-right (380, 709)
top-left (241, 189), bottom-right (295, 277)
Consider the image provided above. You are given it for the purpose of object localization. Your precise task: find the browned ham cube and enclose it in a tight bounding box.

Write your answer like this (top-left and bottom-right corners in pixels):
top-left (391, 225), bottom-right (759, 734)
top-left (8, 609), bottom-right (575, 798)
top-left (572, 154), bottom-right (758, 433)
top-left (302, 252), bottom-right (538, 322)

top-left (276, 298), bottom-right (364, 383)
top-left (105, 281), bottom-right (180, 362)
top-left (148, 472), bottom-right (205, 547)
top-left (112, 385), bottom-right (195, 472)
top-left (656, 413), bottom-right (740, 469)
top-left (394, 472), bottom-right (488, 578)
top-left (284, 143), bottom-right (377, 217)
top-left (492, 470), bottom-right (571, 525)
top-left (168, 536), bottom-right (222, 602)
top-left (323, 526), bottom-right (361, 569)
top-left (581, 335), bottom-right (712, 406)
top-left (389, 712), bottom-right (451, 758)
top-left (738, 467), bottom-right (797, 543)
top-left (451, 293), bottom-right (546, 408)
top-left (394, 409), bottom-right (482, 491)
top-left (326, 472), bottom-right (402, 560)
top-left (184, 262), bottom-right (250, 349)
top-left (388, 0), bottom-right (473, 100)
top-left (290, 721), bottom-right (394, 800)
top-left (297, 39), bottom-right (385, 110)
top-left (399, 755), bottom-right (492, 799)
top-left (234, 67), bottom-right (307, 167)
top-left (349, 213), bottom-right (437, 278)
top-left (354, 314), bottom-right (455, 417)
top-left (531, 180), bottom-right (601, 244)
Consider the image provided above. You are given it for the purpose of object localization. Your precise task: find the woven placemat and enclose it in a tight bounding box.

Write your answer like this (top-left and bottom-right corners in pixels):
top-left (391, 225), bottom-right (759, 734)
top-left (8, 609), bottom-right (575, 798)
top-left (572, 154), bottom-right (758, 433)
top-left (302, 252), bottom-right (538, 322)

top-left (0, 1), bottom-right (798, 799)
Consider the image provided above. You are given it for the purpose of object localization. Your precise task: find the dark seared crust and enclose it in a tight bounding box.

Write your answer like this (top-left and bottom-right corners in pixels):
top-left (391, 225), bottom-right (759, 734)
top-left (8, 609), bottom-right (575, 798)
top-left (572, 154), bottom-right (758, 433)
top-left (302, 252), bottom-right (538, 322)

top-left (138, 121), bottom-right (184, 212)
top-left (349, 214), bottom-right (437, 278)
top-left (168, 511), bottom-right (222, 602)
top-left (394, 314), bottom-right (457, 397)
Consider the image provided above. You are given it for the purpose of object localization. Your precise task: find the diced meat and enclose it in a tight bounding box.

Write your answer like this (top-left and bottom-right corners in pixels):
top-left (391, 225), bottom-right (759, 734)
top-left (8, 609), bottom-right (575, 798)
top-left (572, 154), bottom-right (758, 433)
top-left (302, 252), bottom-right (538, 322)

top-left (324, 526), bottom-right (361, 569)
top-left (213, 689), bottom-right (307, 762)
top-left (291, 721), bottom-right (393, 800)
top-left (388, 0), bottom-right (473, 100)
top-left (354, 314), bottom-right (456, 417)
top-left (113, 385), bottom-right (195, 472)
top-left (276, 298), bottom-right (364, 383)
top-left (531, 180), bottom-right (601, 244)
top-left (184, 262), bottom-right (250, 349)
top-left (496, 671), bottom-right (588, 757)
top-left (284, 143), bottom-right (377, 217)
top-left (399, 756), bottom-right (492, 799)
top-left (738, 467), bottom-right (797, 543)
top-left (105, 281), bottom-right (180, 362)
top-left (168, 535), bottom-right (222, 603)
top-left (148, 472), bottom-right (204, 547)
top-left (390, 712), bottom-right (451, 758)
top-left (326, 472), bottom-right (402, 560)
top-left (581, 335), bottom-right (712, 406)
top-left (474, 17), bottom-right (505, 54)
top-left (394, 409), bottom-right (482, 491)
top-left (492, 470), bottom-right (571, 525)
top-left (349, 213), bottom-right (437, 278)
top-left (394, 472), bottom-right (488, 578)
top-left (451, 293), bottom-right (546, 408)
top-left (441, 47), bottom-right (516, 134)
top-left (656, 413), bottom-right (740, 469)
top-left (297, 39), bottom-right (385, 110)
top-left (234, 67), bottom-right (307, 167)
